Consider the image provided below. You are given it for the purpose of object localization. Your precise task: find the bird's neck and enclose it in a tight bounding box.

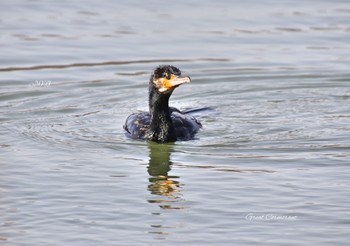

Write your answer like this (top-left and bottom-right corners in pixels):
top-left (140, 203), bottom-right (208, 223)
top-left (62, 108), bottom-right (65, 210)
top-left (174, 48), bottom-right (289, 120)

top-left (149, 91), bottom-right (176, 143)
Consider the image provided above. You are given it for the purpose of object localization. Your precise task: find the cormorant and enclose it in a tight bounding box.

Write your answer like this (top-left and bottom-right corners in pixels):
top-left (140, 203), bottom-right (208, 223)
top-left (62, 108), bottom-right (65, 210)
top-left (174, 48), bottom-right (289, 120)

top-left (123, 65), bottom-right (202, 143)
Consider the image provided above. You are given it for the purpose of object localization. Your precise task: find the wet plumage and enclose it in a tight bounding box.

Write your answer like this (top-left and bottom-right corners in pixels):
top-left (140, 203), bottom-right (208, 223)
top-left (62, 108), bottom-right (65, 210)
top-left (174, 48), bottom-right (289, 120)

top-left (123, 65), bottom-right (202, 143)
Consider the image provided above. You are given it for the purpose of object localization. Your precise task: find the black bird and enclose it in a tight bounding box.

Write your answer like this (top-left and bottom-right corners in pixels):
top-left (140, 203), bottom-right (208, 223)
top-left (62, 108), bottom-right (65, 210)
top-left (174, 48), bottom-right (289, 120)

top-left (123, 65), bottom-right (202, 143)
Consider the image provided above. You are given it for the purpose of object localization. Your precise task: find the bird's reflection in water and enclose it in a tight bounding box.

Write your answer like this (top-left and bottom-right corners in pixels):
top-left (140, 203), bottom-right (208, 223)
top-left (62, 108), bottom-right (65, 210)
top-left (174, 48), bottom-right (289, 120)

top-left (147, 142), bottom-right (185, 209)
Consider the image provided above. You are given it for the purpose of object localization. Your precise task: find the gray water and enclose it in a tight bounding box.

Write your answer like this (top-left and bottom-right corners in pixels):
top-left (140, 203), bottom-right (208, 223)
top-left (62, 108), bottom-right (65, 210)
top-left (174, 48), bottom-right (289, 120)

top-left (1, 0), bottom-right (350, 245)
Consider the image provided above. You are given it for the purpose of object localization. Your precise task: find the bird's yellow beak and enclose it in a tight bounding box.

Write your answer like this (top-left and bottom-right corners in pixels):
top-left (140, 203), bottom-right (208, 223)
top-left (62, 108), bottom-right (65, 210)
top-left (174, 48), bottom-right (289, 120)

top-left (159, 75), bottom-right (191, 93)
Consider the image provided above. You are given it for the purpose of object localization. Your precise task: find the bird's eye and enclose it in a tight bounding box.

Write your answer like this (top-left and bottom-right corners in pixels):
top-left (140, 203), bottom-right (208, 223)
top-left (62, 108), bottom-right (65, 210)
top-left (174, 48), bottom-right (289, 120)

top-left (164, 73), bottom-right (171, 80)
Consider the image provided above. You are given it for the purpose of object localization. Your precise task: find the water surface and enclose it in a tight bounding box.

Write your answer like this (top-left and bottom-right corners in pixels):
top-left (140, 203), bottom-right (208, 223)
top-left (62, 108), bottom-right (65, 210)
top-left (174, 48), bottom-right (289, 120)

top-left (1, 1), bottom-right (350, 245)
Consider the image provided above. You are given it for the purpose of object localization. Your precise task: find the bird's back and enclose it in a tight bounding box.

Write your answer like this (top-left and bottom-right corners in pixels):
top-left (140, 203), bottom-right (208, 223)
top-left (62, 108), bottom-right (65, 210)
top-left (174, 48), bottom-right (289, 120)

top-left (170, 108), bottom-right (202, 141)
top-left (123, 112), bottom-right (151, 140)
top-left (124, 108), bottom-right (201, 141)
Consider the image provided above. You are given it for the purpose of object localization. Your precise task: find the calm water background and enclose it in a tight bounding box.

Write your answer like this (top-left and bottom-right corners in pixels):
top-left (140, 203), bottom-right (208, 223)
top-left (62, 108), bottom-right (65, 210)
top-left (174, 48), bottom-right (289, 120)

top-left (1, 0), bottom-right (350, 245)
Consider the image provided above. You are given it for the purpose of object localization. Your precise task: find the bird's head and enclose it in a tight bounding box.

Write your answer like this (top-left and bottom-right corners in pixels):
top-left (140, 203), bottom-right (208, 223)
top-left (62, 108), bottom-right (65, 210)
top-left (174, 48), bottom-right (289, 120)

top-left (151, 65), bottom-right (191, 94)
